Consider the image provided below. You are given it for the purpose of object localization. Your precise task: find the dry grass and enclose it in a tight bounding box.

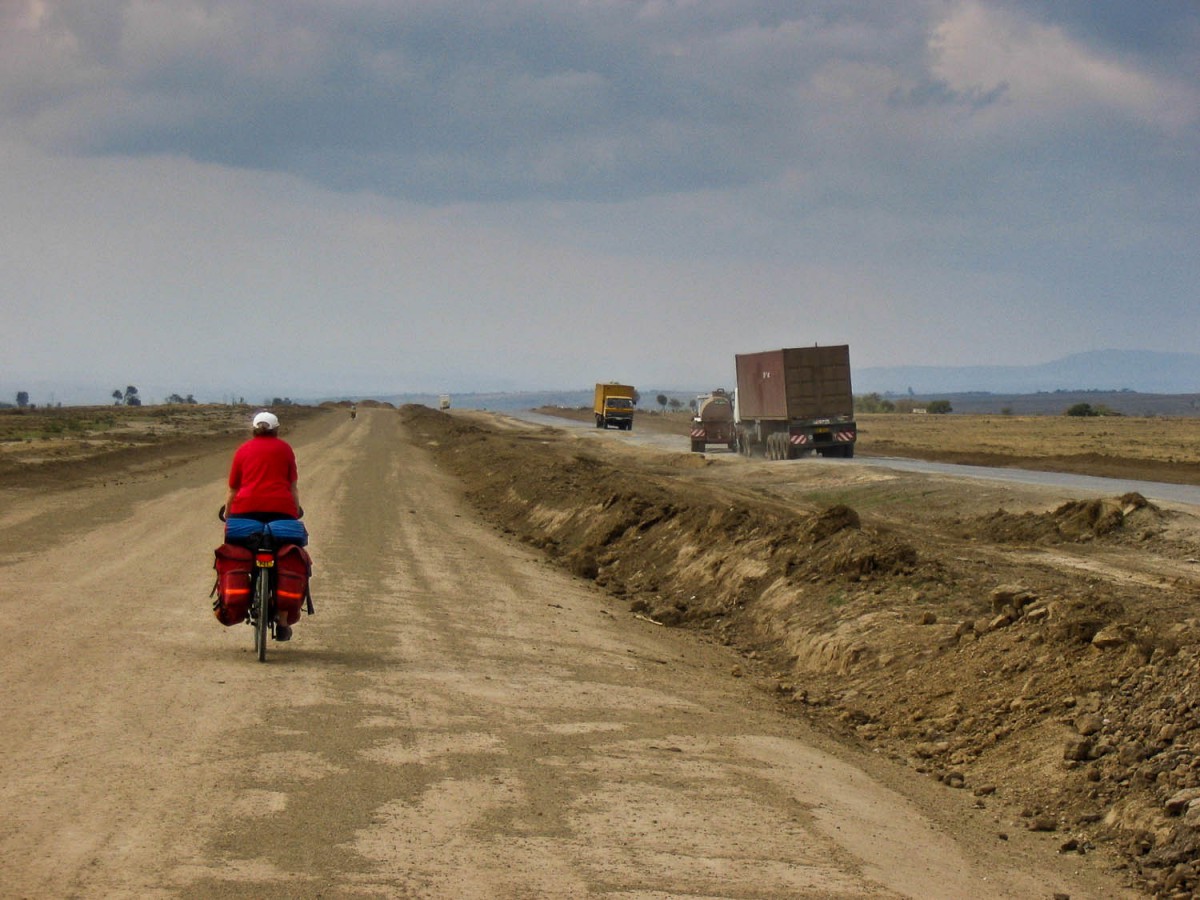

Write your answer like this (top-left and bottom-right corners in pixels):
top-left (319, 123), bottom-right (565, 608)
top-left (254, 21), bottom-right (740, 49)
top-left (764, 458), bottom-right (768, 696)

top-left (857, 413), bottom-right (1200, 464)
top-left (0, 404), bottom-right (246, 463)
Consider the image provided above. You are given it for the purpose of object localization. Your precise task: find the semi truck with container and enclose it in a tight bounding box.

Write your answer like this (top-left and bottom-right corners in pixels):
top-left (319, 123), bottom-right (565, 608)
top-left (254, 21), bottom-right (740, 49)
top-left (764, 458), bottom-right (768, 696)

top-left (734, 345), bottom-right (857, 459)
top-left (690, 389), bottom-right (737, 452)
top-left (594, 382), bottom-right (635, 430)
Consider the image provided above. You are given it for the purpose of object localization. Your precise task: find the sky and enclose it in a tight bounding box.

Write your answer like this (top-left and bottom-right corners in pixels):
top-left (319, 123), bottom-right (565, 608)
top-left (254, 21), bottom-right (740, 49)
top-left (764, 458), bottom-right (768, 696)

top-left (2, 0), bottom-right (1197, 404)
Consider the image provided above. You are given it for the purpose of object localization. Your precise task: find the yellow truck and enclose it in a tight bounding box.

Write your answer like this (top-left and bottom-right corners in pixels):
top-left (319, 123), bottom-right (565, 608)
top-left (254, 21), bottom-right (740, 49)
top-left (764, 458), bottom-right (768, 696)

top-left (594, 383), bottom-right (635, 430)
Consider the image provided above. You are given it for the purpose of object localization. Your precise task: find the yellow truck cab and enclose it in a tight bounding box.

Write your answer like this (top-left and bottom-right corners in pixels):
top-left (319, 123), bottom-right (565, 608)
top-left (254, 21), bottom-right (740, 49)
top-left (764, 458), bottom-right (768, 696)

top-left (594, 383), bottom-right (635, 430)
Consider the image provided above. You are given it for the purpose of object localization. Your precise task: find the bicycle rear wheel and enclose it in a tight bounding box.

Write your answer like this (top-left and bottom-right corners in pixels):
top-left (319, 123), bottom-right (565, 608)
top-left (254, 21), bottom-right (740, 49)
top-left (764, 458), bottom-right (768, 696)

top-left (254, 570), bottom-right (270, 662)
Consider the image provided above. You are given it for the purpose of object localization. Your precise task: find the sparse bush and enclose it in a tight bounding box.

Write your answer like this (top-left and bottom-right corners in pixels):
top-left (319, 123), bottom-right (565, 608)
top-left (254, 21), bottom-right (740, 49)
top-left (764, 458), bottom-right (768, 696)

top-left (856, 392), bottom-right (897, 413)
top-left (927, 400), bottom-right (952, 414)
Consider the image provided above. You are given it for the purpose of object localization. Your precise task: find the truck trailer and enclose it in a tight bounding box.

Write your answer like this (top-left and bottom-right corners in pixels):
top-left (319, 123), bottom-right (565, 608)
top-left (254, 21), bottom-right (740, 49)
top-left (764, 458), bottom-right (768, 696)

top-left (594, 383), bottom-right (635, 430)
top-left (734, 345), bottom-right (856, 459)
top-left (690, 389), bottom-right (737, 452)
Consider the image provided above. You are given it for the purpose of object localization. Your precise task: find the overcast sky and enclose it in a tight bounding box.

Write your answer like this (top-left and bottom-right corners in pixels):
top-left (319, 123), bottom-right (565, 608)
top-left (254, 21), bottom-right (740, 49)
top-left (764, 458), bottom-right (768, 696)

top-left (2, 1), bottom-right (1197, 403)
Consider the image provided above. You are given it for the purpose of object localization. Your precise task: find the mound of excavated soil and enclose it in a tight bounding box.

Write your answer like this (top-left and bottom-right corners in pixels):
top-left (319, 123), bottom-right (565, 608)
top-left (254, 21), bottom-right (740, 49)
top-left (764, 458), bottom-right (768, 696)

top-left (972, 493), bottom-right (1167, 546)
top-left (403, 404), bottom-right (1200, 897)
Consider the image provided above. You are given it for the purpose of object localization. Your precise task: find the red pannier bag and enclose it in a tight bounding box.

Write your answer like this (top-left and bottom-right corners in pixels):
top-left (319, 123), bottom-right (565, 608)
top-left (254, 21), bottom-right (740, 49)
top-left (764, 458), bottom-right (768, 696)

top-left (274, 544), bottom-right (313, 626)
top-left (212, 543), bottom-right (254, 625)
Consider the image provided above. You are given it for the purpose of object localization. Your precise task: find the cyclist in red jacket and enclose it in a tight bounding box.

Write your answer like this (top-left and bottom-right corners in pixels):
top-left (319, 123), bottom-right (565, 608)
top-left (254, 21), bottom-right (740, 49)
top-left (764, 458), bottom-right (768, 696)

top-left (226, 411), bottom-right (300, 520)
top-left (225, 411), bottom-right (302, 638)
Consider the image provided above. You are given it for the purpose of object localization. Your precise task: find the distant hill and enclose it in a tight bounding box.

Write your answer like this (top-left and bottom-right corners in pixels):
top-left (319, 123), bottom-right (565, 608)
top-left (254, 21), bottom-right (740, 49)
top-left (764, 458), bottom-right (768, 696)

top-left (856, 350), bottom-right (1200, 395)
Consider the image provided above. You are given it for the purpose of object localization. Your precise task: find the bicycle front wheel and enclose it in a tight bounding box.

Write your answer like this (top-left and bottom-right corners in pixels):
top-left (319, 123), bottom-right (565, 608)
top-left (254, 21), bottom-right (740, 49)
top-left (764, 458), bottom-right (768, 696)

top-left (254, 571), bottom-right (270, 662)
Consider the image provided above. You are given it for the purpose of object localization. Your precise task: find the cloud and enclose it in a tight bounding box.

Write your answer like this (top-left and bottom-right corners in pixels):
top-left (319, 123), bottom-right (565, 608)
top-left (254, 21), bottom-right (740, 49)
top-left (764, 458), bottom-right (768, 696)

top-left (929, 1), bottom-right (1198, 133)
top-left (0, 2), bottom-right (939, 203)
top-left (0, 0), bottom-right (1197, 401)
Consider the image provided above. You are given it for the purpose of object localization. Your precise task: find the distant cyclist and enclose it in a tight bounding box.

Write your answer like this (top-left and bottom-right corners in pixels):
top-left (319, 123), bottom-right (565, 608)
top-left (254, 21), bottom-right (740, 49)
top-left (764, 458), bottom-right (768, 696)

top-left (225, 411), bottom-right (303, 639)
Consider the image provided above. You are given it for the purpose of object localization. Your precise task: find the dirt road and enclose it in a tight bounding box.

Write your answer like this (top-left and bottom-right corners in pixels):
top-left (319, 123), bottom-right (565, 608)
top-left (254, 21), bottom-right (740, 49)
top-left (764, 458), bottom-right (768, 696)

top-left (0, 408), bottom-right (1135, 897)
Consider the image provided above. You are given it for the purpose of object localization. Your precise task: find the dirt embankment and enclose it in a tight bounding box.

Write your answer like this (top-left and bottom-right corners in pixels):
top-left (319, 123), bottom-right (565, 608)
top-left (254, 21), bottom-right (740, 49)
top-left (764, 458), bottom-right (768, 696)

top-left (406, 404), bottom-right (1200, 897)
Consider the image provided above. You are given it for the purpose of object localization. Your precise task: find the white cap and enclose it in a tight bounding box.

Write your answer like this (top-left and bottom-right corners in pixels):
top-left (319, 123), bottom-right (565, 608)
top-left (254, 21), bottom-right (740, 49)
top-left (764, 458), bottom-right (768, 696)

top-left (252, 411), bottom-right (280, 430)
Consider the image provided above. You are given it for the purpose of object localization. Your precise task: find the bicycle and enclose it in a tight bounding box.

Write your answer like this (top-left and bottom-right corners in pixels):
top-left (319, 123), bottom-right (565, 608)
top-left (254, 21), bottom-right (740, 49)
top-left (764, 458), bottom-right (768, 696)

top-left (219, 507), bottom-right (309, 662)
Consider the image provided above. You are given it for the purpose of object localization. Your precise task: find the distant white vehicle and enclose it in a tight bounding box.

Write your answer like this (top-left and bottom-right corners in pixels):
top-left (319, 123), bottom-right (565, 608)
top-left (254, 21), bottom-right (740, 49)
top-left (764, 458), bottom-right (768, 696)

top-left (438, 394), bottom-right (451, 410)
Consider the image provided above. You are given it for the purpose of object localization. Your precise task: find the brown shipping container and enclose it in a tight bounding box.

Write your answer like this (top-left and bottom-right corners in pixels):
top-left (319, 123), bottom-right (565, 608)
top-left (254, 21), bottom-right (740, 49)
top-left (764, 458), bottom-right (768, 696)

top-left (735, 345), bottom-right (854, 421)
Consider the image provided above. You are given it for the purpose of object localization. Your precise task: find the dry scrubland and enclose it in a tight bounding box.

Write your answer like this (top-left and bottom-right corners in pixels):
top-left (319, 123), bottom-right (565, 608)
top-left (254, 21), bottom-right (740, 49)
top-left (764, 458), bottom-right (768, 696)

top-left (628, 409), bottom-right (1200, 486)
top-left (858, 413), bottom-right (1200, 485)
top-left (0, 403), bottom-right (328, 487)
top-left (8, 402), bottom-right (1200, 895)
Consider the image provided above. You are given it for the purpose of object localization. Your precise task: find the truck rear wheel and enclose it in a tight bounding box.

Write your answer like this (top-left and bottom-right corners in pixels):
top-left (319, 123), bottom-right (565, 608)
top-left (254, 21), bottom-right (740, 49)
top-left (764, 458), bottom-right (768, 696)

top-left (691, 440), bottom-right (703, 453)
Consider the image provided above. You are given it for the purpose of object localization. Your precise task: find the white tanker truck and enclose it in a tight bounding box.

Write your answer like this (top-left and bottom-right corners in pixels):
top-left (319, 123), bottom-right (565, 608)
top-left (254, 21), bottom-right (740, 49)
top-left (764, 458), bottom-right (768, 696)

top-left (689, 389), bottom-right (737, 453)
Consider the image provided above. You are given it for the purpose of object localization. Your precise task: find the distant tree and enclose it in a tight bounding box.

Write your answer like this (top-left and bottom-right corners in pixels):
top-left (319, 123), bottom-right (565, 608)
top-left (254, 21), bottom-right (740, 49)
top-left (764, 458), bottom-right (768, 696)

top-left (856, 392), bottom-right (896, 413)
top-left (667, 398), bottom-right (682, 412)
top-left (16, 391), bottom-right (29, 408)
top-left (688, 398), bottom-right (698, 413)
top-left (656, 393), bottom-right (668, 411)
top-left (1001, 406), bottom-right (1013, 416)
top-left (855, 393), bottom-right (877, 413)
top-left (1066, 403), bottom-right (1097, 417)
top-left (124, 386), bottom-right (140, 406)
top-left (166, 393), bottom-right (185, 404)
top-left (926, 400), bottom-right (953, 414)
top-left (112, 389), bottom-right (124, 405)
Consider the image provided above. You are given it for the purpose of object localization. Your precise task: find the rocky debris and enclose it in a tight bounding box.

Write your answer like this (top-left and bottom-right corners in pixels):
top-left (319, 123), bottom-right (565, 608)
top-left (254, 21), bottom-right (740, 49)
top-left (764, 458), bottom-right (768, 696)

top-left (970, 492), bottom-right (1161, 545)
top-left (1092, 625), bottom-right (1131, 650)
top-left (991, 584), bottom-right (1040, 615)
top-left (1166, 789), bottom-right (1200, 817)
